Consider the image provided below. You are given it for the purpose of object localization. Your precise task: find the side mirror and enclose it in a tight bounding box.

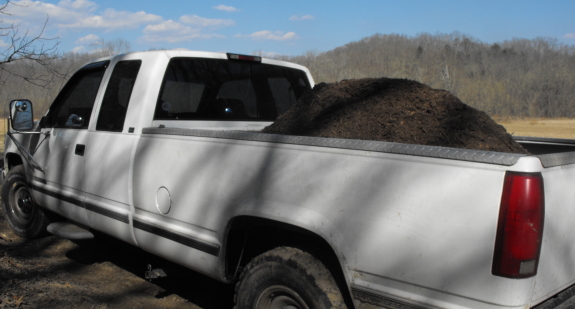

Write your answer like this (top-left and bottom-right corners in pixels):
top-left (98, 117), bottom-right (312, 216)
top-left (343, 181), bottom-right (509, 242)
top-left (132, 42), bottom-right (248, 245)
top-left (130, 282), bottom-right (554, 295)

top-left (10, 100), bottom-right (34, 131)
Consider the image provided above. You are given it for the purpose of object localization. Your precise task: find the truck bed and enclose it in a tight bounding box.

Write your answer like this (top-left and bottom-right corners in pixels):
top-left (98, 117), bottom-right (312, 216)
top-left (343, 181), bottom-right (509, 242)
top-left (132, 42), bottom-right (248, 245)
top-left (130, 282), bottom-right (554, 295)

top-left (132, 127), bottom-right (575, 308)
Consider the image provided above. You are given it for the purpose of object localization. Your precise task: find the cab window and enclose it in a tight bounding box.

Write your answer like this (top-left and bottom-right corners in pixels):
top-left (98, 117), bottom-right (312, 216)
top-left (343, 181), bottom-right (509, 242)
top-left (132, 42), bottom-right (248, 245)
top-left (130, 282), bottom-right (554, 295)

top-left (96, 60), bottom-right (141, 132)
top-left (44, 61), bottom-right (109, 129)
top-left (154, 58), bottom-right (311, 121)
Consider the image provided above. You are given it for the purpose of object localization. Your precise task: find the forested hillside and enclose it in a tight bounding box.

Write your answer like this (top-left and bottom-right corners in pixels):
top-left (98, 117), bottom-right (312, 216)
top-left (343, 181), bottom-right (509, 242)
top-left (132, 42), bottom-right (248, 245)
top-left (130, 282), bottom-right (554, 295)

top-left (1, 32), bottom-right (574, 118)
top-left (283, 33), bottom-right (575, 118)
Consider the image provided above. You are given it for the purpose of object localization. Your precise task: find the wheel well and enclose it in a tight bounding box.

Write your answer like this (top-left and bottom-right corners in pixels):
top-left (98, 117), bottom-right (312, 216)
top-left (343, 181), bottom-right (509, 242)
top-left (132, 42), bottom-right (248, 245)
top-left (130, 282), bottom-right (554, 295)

top-left (224, 216), bottom-right (355, 308)
top-left (5, 153), bottom-right (23, 170)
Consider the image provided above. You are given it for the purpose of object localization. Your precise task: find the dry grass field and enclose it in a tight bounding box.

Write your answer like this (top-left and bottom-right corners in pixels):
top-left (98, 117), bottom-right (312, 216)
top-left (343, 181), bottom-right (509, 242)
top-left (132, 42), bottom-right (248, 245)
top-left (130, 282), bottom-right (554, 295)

top-left (0, 120), bottom-right (5, 153)
top-left (495, 118), bottom-right (575, 139)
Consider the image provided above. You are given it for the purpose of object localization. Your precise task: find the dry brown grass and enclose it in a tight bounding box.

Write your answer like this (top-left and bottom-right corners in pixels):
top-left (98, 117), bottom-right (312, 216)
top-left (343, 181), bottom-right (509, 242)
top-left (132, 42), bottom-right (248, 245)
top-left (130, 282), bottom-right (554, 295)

top-left (0, 118), bottom-right (5, 153)
top-left (496, 118), bottom-right (575, 139)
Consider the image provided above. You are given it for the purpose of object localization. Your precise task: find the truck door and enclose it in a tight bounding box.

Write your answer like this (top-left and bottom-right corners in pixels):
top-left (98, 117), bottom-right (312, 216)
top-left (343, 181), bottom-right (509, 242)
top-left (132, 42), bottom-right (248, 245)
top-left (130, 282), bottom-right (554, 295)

top-left (83, 60), bottom-right (142, 245)
top-left (30, 61), bottom-right (109, 225)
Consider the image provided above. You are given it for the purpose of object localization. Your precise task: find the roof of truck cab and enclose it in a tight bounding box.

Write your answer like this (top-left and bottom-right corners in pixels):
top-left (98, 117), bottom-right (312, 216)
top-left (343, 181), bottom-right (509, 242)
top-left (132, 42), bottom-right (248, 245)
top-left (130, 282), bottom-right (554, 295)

top-left (81, 50), bottom-right (312, 76)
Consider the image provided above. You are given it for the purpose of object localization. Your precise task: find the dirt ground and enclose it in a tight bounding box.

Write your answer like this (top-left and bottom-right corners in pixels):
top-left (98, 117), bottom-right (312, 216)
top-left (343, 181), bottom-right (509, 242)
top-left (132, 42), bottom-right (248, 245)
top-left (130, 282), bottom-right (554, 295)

top-left (0, 209), bottom-right (236, 309)
top-left (263, 78), bottom-right (528, 154)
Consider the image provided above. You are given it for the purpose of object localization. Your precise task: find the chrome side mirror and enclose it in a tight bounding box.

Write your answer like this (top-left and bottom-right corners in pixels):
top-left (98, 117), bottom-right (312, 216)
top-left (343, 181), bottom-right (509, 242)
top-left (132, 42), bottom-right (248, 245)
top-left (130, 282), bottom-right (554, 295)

top-left (10, 100), bottom-right (34, 131)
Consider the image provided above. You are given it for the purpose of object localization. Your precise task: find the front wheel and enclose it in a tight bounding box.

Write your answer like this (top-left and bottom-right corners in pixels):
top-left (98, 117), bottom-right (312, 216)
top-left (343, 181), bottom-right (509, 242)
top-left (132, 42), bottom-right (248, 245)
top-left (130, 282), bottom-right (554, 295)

top-left (234, 247), bottom-right (346, 309)
top-left (1, 165), bottom-right (50, 238)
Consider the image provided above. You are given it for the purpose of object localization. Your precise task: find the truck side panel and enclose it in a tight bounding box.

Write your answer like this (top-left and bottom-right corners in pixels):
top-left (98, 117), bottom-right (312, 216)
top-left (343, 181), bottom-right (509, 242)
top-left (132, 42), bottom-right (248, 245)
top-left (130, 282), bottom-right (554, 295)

top-left (131, 129), bottom-right (537, 308)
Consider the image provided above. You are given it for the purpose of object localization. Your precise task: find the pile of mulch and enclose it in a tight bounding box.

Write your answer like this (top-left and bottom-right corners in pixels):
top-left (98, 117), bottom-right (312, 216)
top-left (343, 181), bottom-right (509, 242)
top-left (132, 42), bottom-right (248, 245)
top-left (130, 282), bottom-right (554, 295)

top-left (263, 78), bottom-right (529, 154)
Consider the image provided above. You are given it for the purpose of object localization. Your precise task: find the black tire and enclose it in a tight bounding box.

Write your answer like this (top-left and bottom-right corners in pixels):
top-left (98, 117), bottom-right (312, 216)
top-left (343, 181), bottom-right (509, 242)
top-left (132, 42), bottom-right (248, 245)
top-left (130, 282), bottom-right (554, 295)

top-left (1, 165), bottom-right (50, 238)
top-left (235, 247), bottom-right (346, 309)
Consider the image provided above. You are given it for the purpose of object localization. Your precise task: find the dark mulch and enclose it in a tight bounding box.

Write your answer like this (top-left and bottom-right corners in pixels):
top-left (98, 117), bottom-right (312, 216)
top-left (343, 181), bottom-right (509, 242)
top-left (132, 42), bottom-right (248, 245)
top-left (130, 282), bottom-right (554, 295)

top-left (263, 78), bottom-right (529, 154)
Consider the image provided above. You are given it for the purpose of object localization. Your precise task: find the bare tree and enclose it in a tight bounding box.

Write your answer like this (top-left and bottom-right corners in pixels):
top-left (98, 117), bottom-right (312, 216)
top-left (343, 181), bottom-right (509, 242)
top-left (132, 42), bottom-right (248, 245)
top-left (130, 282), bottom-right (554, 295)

top-left (89, 38), bottom-right (132, 57)
top-left (0, 0), bottom-right (61, 87)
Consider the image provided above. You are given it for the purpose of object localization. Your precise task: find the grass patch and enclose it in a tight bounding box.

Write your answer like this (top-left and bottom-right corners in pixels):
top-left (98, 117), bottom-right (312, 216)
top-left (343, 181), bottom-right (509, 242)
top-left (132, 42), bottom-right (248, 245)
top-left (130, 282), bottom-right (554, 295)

top-left (496, 118), bottom-right (575, 139)
top-left (0, 118), bottom-right (6, 153)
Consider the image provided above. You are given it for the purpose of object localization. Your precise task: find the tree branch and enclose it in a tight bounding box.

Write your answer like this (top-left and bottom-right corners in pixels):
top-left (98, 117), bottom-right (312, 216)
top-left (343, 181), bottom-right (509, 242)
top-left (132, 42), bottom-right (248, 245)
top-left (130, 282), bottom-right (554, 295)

top-left (0, 0), bottom-right (62, 87)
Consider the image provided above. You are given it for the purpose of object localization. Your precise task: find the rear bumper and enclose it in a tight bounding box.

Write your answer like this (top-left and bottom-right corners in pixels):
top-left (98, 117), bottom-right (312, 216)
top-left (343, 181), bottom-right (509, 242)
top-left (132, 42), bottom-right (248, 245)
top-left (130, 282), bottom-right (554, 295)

top-left (533, 283), bottom-right (575, 309)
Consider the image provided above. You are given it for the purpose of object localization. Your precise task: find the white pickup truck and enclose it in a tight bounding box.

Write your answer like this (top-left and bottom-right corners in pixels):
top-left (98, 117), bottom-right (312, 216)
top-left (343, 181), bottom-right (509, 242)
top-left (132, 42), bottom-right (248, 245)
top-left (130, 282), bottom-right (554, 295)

top-left (3, 50), bottom-right (575, 309)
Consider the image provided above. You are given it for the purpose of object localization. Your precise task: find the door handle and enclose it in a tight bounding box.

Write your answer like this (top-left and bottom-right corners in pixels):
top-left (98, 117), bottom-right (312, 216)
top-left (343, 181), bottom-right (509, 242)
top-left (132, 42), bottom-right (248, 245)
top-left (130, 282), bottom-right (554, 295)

top-left (75, 144), bottom-right (85, 156)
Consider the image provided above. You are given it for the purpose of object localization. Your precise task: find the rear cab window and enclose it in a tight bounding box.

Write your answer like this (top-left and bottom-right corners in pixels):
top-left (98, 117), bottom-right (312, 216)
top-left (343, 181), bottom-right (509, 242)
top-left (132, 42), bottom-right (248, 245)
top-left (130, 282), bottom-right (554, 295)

top-left (154, 57), bottom-right (311, 121)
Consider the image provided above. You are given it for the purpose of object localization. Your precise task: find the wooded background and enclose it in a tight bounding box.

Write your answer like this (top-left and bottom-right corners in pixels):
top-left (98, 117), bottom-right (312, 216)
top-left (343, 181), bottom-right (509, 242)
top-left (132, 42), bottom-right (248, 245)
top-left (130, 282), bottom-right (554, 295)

top-left (1, 32), bottom-right (575, 119)
top-left (283, 33), bottom-right (575, 119)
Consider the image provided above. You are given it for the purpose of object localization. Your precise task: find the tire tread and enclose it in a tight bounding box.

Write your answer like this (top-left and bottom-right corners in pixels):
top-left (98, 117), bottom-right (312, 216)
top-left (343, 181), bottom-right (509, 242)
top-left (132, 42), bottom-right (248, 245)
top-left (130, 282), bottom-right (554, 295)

top-left (234, 246), bottom-right (346, 309)
top-left (1, 165), bottom-right (50, 238)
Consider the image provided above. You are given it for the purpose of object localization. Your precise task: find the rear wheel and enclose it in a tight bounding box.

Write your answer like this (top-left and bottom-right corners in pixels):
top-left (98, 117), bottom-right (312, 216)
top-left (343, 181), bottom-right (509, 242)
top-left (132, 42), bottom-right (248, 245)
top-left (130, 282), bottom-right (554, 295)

top-left (2, 165), bottom-right (50, 238)
top-left (235, 247), bottom-right (346, 309)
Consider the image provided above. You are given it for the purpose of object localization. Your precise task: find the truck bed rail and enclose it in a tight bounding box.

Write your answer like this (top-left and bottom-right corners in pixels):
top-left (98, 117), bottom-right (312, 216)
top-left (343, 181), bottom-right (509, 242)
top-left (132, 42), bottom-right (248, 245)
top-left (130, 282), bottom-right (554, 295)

top-left (143, 127), bottom-right (527, 166)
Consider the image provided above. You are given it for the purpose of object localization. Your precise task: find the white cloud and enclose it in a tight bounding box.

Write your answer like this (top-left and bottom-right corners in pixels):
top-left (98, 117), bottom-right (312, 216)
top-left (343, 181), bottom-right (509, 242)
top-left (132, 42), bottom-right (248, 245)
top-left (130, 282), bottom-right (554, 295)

top-left (142, 32), bottom-right (225, 43)
top-left (60, 8), bottom-right (162, 31)
top-left (2, 1), bottom-right (235, 48)
top-left (144, 20), bottom-right (193, 34)
top-left (71, 45), bottom-right (86, 53)
top-left (4, 0), bottom-right (90, 27)
top-left (58, 0), bottom-right (97, 11)
top-left (4, 1), bottom-right (161, 32)
top-left (237, 30), bottom-right (298, 41)
top-left (564, 33), bottom-right (575, 39)
top-left (142, 14), bottom-right (234, 43)
top-left (255, 51), bottom-right (282, 58)
top-left (0, 40), bottom-right (10, 48)
top-left (213, 5), bottom-right (239, 12)
top-left (142, 20), bottom-right (225, 43)
top-left (289, 15), bottom-right (314, 21)
top-left (75, 34), bottom-right (99, 44)
top-left (179, 15), bottom-right (235, 29)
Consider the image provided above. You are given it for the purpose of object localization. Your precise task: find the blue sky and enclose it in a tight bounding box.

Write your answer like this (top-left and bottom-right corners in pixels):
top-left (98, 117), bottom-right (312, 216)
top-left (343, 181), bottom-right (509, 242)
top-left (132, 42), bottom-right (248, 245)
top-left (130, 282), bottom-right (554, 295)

top-left (2, 0), bottom-right (574, 56)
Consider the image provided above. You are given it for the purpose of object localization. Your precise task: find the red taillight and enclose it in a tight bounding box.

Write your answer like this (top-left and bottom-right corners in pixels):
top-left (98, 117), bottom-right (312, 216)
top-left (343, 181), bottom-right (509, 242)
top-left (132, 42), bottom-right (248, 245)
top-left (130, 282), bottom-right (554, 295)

top-left (493, 172), bottom-right (544, 278)
top-left (227, 53), bottom-right (262, 62)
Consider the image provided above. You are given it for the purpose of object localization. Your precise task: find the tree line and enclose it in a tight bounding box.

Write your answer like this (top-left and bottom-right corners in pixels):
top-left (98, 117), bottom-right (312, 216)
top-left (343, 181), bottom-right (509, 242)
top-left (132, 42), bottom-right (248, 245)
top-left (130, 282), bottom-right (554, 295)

top-left (280, 32), bottom-right (575, 118)
top-left (1, 31), bottom-right (574, 118)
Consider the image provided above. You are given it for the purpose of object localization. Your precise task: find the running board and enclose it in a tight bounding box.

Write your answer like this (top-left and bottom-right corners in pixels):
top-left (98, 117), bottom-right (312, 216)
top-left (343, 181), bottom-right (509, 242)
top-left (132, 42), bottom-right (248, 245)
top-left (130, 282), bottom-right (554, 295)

top-left (47, 222), bottom-right (94, 240)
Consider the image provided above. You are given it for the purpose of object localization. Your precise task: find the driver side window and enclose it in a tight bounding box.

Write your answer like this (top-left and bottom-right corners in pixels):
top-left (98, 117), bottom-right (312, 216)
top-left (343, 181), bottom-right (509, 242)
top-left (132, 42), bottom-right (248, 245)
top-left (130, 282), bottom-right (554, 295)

top-left (45, 61), bottom-right (109, 129)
